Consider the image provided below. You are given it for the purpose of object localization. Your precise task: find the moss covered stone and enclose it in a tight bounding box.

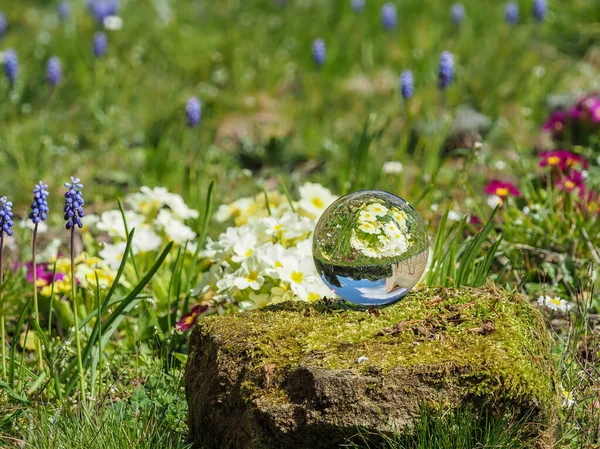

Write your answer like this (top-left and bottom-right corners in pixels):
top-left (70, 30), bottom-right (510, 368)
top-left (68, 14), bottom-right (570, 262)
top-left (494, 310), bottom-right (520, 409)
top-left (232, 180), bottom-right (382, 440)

top-left (185, 285), bottom-right (560, 449)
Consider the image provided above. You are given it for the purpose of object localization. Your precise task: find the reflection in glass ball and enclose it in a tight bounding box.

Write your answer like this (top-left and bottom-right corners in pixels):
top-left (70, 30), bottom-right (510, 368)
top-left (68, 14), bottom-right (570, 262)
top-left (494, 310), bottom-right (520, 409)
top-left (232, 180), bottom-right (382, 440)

top-left (312, 190), bottom-right (429, 306)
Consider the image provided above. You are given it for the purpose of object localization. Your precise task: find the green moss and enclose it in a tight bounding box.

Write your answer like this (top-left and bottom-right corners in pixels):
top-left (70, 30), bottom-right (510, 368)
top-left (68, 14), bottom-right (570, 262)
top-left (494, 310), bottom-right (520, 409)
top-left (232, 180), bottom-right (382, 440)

top-left (198, 286), bottom-right (560, 411)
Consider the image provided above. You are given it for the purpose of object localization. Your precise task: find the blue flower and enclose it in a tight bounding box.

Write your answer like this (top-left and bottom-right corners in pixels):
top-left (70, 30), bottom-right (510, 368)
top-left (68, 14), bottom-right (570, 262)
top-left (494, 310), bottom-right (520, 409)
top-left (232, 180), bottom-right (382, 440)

top-left (64, 177), bottom-right (85, 230)
top-left (186, 97), bottom-right (201, 128)
top-left (4, 49), bottom-right (18, 86)
top-left (533, 0), bottom-right (547, 23)
top-left (47, 57), bottom-right (62, 87)
top-left (88, 0), bottom-right (119, 24)
top-left (93, 32), bottom-right (108, 58)
top-left (451, 3), bottom-right (465, 26)
top-left (350, 0), bottom-right (365, 14)
top-left (381, 3), bottom-right (397, 31)
top-left (312, 38), bottom-right (326, 68)
top-left (400, 70), bottom-right (414, 100)
top-left (0, 197), bottom-right (14, 237)
top-left (0, 12), bottom-right (6, 40)
top-left (29, 182), bottom-right (50, 225)
top-left (438, 51), bottom-right (454, 90)
top-left (505, 2), bottom-right (519, 25)
top-left (58, 1), bottom-right (71, 21)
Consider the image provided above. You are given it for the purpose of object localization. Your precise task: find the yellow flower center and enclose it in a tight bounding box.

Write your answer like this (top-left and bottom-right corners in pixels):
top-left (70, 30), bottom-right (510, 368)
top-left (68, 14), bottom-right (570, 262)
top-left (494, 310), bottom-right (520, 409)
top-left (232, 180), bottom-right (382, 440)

top-left (311, 197), bottom-right (324, 209)
top-left (290, 271), bottom-right (303, 284)
top-left (496, 187), bottom-right (509, 197)
top-left (564, 181), bottom-right (575, 189)
top-left (246, 271), bottom-right (258, 282)
top-left (244, 249), bottom-right (253, 258)
top-left (549, 297), bottom-right (561, 306)
top-left (308, 292), bottom-right (321, 301)
top-left (547, 156), bottom-right (560, 166)
top-left (274, 260), bottom-right (283, 268)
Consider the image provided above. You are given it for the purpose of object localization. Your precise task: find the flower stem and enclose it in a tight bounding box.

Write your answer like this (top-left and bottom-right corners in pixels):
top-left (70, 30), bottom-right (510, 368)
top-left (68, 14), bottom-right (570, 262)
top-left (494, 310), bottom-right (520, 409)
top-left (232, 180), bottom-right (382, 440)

top-left (32, 224), bottom-right (44, 373)
top-left (70, 227), bottom-right (85, 403)
top-left (0, 234), bottom-right (5, 381)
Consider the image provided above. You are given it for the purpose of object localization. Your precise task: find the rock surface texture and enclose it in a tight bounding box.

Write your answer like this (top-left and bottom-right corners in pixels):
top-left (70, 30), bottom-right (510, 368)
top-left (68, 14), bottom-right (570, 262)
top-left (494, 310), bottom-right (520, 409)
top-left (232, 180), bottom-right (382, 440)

top-left (185, 286), bottom-right (560, 449)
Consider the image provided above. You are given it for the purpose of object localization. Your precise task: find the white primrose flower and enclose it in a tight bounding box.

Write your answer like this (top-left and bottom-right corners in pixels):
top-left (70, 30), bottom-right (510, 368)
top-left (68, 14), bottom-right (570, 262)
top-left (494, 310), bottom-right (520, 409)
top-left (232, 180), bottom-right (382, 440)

top-left (365, 202), bottom-right (388, 217)
top-left (382, 161), bottom-right (403, 175)
top-left (255, 243), bottom-right (287, 278)
top-left (99, 242), bottom-right (127, 270)
top-left (297, 182), bottom-right (337, 220)
top-left (231, 229), bottom-right (259, 263)
top-left (358, 222), bottom-right (380, 235)
top-left (132, 226), bottom-right (162, 253)
top-left (155, 209), bottom-right (196, 244)
top-left (96, 210), bottom-right (145, 238)
top-left (232, 258), bottom-right (266, 291)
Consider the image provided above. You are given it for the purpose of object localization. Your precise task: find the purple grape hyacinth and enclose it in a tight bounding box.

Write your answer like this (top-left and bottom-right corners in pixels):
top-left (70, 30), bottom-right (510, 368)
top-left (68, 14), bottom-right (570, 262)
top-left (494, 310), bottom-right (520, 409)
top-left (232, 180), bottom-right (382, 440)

top-left (64, 177), bottom-right (85, 230)
top-left (58, 1), bottom-right (71, 21)
top-left (312, 38), bottom-right (326, 68)
top-left (93, 32), bottom-right (108, 58)
top-left (47, 57), bottom-right (62, 86)
top-left (88, 0), bottom-right (119, 24)
top-left (533, 0), bottom-right (547, 23)
top-left (505, 2), bottom-right (519, 25)
top-left (400, 70), bottom-right (414, 100)
top-left (438, 51), bottom-right (454, 90)
top-left (0, 197), bottom-right (14, 237)
top-left (451, 3), bottom-right (465, 27)
top-left (350, 0), bottom-right (365, 14)
top-left (4, 49), bottom-right (17, 86)
top-left (186, 97), bottom-right (201, 128)
top-left (381, 3), bottom-right (397, 31)
top-left (29, 182), bottom-right (49, 225)
top-left (0, 12), bottom-right (6, 40)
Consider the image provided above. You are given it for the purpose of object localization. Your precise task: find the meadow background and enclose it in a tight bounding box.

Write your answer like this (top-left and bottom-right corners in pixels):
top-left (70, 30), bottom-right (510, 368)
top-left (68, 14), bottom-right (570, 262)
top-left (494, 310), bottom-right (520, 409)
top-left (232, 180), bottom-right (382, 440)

top-left (0, 0), bottom-right (599, 448)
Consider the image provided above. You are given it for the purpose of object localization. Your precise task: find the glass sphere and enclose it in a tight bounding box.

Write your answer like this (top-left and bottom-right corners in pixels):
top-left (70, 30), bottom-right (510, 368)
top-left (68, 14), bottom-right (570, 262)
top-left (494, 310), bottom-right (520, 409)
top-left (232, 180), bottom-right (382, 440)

top-left (313, 190), bottom-right (429, 306)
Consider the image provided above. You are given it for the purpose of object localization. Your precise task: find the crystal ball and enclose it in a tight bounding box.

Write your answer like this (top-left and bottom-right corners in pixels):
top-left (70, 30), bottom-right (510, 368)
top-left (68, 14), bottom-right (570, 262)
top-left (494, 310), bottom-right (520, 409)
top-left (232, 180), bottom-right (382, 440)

top-left (313, 190), bottom-right (429, 306)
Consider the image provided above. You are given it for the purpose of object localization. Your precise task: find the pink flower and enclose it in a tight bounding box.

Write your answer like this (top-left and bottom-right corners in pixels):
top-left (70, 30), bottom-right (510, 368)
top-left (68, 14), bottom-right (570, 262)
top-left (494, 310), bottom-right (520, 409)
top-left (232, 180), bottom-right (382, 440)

top-left (569, 95), bottom-right (600, 122)
top-left (24, 261), bottom-right (65, 287)
top-left (542, 110), bottom-right (567, 135)
top-left (175, 304), bottom-right (208, 332)
top-left (484, 180), bottom-right (521, 199)
top-left (556, 171), bottom-right (586, 196)
top-left (538, 150), bottom-right (588, 171)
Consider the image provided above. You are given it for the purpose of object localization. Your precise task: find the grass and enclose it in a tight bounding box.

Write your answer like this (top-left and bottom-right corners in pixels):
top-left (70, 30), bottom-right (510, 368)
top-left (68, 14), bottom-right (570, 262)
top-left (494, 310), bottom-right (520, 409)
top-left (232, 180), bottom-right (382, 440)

top-left (0, 0), bottom-right (599, 448)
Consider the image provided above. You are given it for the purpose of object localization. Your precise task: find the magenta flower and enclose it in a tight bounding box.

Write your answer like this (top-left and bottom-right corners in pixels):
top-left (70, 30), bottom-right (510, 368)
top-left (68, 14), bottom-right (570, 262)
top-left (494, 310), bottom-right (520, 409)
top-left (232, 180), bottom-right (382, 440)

top-left (539, 150), bottom-right (588, 171)
top-left (175, 304), bottom-right (208, 332)
top-left (556, 171), bottom-right (586, 196)
top-left (25, 261), bottom-right (65, 287)
top-left (542, 110), bottom-right (567, 135)
top-left (484, 180), bottom-right (521, 199)
top-left (569, 95), bottom-right (600, 122)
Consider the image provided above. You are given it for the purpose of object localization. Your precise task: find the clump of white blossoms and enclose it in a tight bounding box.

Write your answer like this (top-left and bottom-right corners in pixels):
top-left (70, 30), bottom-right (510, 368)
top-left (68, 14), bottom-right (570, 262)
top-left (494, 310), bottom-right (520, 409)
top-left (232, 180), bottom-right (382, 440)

top-left (200, 183), bottom-right (338, 310)
top-left (350, 201), bottom-right (410, 259)
top-left (86, 186), bottom-right (199, 269)
top-left (537, 294), bottom-right (572, 313)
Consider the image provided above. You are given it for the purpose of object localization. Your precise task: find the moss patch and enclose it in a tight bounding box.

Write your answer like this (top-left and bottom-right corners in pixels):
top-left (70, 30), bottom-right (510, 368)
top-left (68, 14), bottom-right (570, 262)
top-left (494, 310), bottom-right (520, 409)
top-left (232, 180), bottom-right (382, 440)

top-left (197, 285), bottom-right (559, 410)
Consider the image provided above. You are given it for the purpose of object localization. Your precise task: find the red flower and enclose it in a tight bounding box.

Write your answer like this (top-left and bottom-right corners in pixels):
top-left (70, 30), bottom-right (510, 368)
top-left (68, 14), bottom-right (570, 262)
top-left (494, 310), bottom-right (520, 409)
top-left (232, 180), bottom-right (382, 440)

top-left (538, 150), bottom-right (588, 171)
top-left (175, 304), bottom-right (208, 332)
top-left (484, 180), bottom-right (521, 199)
top-left (556, 171), bottom-right (586, 196)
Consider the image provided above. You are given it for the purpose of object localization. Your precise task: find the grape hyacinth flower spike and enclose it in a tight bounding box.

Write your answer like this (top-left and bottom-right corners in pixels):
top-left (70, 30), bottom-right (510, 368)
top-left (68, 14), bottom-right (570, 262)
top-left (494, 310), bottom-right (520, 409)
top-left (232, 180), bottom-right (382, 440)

top-left (186, 97), bottom-right (201, 128)
top-left (0, 196), bottom-right (14, 379)
top-left (312, 38), bottom-right (326, 68)
top-left (47, 57), bottom-right (62, 87)
top-left (451, 3), bottom-right (465, 27)
top-left (400, 70), bottom-right (414, 100)
top-left (29, 181), bottom-right (49, 372)
top-left (350, 0), bottom-right (365, 14)
top-left (4, 49), bottom-right (18, 87)
top-left (0, 12), bottom-right (6, 40)
top-left (93, 32), bottom-right (108, 58)
top-left (381, 3), bottom-right (397, 31)
top-left (532, 0), bottom-right (547, 23)
top-left (64, 177), bottom-right (86, 400)
top-left (505, 2), bottom-right (518, 25)
top-left (58, 1), bottom-right (71, 21)
top-left (64, 177), bottom-right (85, 229)
top-left (438, 51), bottom-right (454, 90)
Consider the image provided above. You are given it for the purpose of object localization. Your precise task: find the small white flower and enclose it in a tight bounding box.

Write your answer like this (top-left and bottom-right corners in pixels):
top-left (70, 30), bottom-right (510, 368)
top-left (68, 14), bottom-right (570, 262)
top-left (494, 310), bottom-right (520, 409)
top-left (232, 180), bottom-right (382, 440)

top-left (561, 386), bottom-right (576, 408)
top-left (20, 219), bottom-right (48, 233)
top-left (103, 15), bottom-right (123, 30)
top-left (155, 209), bottom-right (196, 243)
top-left (365, 202), bottom-right (388, 217)
top-left (382, 161), bottom-right (403, 175)
top-left (358, 221), bottom-right (380, 235)
top-left (357, 356), bottom-right (369, 364)
top-left (297, 182), bottom-right (337, 220)
top-left (537, 295), bottom-right (571, 312)
top-left (447, 210), bottom-right (461, 221)
top-left (96, 210), bottom-right (145, 238)
top-left (487, 195), bottom-right (502, 208)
